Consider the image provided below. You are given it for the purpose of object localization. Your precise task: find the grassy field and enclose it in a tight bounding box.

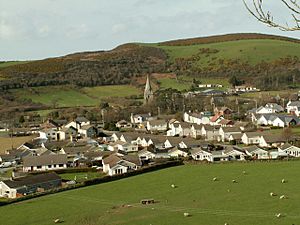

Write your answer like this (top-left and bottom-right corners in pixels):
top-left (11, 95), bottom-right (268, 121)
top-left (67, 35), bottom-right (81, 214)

top-left (0, 61), bottom-right (29, 68)
top-left (1, 162), bottom-right (300, 225)
top-left (82, 85), bottom-right (141, 99)
top-left (12, 85), bottom-right (142, 108)
top-left (156, 39), bottom-right (300, 66)
top-left (0, 135), bottom-right (36, 154)
top-left (158, 78), bottom-right (191, 91)
top-left (59, 172), bottom-right (104, 182)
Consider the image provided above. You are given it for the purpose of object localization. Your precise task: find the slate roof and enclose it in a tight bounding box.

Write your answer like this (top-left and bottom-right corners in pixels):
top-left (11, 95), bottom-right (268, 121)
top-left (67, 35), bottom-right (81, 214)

top-left (3, 173), bottom-right (61, 189)
top-left (244, 145), bottom-right (264, 153)
top-left (75, 117), bottom-right (90, 123)
top-left (23, 154), bottom-right (68, 167)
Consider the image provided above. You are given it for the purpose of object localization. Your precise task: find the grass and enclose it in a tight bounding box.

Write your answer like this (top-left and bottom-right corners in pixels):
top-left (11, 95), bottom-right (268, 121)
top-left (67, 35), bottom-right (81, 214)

top-left (12, 85), bottom-right (141, 108)
top-left (158, 78), bottom-right (191, 91)
top-left (59, 172), bottom-right (104, 182)
top-left (82, 85), bottom-right (141, 99)
top-left (156, 39), bottom-right (300, 66)
top-left (0, 135), bottom-right (36, 154)
top-left (0, 61), bottom-right (29, 68)
top-left (1, 162), bottom-right (300, 225)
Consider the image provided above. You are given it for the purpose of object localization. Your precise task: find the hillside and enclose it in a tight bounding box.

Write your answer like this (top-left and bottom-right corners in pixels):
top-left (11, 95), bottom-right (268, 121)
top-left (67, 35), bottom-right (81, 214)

top-left (1, 33), bottom-right (300, 92)
top-left (1, 162), bottom-right (300, 225)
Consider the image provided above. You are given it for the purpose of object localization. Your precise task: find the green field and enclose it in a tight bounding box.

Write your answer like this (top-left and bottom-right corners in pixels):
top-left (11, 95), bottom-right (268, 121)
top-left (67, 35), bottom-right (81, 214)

top-left (1, 162), bottom-right (300, 225)
top-left (155, 39), bottom-right (300, 66)
top-left (59, 172), bottom-right (104, 182)
top-left (0, 61), bottom-right (29, 68)
top-left (13, 85), bottom-right (142, 108)
top-left (158, 78), bottom-right (191, 91)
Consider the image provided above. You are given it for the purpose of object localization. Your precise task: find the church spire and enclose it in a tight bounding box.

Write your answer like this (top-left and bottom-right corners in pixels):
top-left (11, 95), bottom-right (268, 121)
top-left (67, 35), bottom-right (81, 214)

top-left (144, 74), bottom-right (153, 104)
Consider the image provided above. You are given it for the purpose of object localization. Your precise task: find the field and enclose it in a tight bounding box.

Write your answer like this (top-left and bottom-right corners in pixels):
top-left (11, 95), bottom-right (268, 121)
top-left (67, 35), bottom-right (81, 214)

top-left (156, 39), bottom-right (300, 66)
top-left (1, 162), bottom-right (300, 225)
top-left (59, 172), bottom-right (104, 182)
top-left (0, 135), bottom-right (36, 154)
top-left (12, 85), bottom-right (142, 108)
top-left (0, 61), bottom-right (29, 68)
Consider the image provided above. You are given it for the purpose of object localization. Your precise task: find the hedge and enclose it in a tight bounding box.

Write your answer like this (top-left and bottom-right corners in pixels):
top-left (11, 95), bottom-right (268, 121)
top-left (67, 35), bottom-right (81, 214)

top-left (0, 160), bottom-right (183, 207)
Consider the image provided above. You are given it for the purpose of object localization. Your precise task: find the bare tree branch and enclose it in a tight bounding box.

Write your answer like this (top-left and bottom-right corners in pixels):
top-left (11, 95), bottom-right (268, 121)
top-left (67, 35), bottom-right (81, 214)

top-left (243, 0), bottom-right (300, 31)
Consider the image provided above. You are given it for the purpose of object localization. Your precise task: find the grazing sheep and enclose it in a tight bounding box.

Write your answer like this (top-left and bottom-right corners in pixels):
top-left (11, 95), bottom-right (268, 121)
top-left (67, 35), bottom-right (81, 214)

top-left (270, 192), bottom-right (276, 197)
top-left (171, 184), bottom-right (176, 188)
top-left (281, 179), bottom-right (286, 183)
top-left (280, 195), bottom-right (287, 199)
top-left (184, 212), bottom-right (190, 217)
top-left (213, 177), bottom-right (218, 181)
top-left (54, 219), bottom-right (61, 224)
top-left (224, 223), bottom-right (229, 225)
top-left (275, 213), bottom-right (282, 218)
top-left (227, 189), bottom-right (231, 193)
top-left (243, 171), bottom-right (246, 175)
top-left (232, 179), bottom-right (237, 183)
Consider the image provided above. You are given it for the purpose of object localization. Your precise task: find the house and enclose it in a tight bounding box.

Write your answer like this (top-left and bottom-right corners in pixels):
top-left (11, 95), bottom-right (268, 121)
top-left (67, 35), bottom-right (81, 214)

top-left (190, 148), bottom-right (213, 162)
top-left (102, 154), bottom-right (141, 176)
top-left (210, 114), bottom-right (224, 126)
top-left (234, 85), bottom-right (259, 93)
top-left (256, 103), bottom-right (284, 114)
top-left (271, 115), bottom-right (299, 127)
top-left (117, 142), bottom-right (139, 153)
top-left (278, 143), bottom-right (300, 157)
top-left (39, 128), bottom-right (58, 141)
top-left (130, 113), bottom-right (152, 124)
top-left (167, 122), bottom-right (192, 137)
top-left (259, 134), bottom-right (286, 148)
top-left (116, 120), bottom-right (133, 129)
top-left (201, 125), bottom-right (220, 141)
top-left (215, 107), bottom-right (233, 119)
top-left (286, 100), bottom-right (300, 116)
top-left (223, 146), bottom-right (246, 161)
top-left (183, 112), bottom-right (210, 125)
top-left (0, 173), bottom-right (62, 199)
top-left (146, 120), bottom-right (168, 132)
top-left (65, 117), bottom-right (90, 130)
top-left (219, 127), bottom-right (242, 142)
top-left (23, 154), bottom-right (68, 172)
top-left (78, 125), bottom-right (97, 138)
top-left (138, 149), bottom-right (156, 161)
top-left (244, 145), bottom-right (269, 160)
top-left (191, 124), bottom-right (203, 138)
top-left (241, 132), bottom-right (262, 145)
top-left (228, 133), bottom-right (243, 144)
top-left (168, 147), bottom-right (189, 158)
top-left (56, 127), bottom-right (77, 141)
top-left (219, 119), bottom-right (234, 127)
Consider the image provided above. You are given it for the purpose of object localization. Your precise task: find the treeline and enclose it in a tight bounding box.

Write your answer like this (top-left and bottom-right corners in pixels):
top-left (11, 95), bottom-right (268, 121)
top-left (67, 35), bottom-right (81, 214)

top-left (0, 45), bottom-right (167, 91)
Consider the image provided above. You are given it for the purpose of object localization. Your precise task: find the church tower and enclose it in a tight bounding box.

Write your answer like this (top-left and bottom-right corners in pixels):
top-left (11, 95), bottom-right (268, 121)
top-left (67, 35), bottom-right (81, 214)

top-left (144, 74), bottom-right (153, 104)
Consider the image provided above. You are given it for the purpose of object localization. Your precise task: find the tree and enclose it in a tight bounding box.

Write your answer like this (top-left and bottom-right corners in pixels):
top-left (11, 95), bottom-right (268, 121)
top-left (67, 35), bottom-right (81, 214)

top-left (282, 127), bottom-right (293, 142)
top-left (229, 75), bottom-right (243, 87)
top-left (243, 0), bottom-right (300, 31)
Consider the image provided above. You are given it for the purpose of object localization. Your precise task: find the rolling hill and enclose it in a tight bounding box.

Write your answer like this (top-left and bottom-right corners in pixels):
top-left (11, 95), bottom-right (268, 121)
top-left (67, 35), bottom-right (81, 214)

top-left (1, 33), bottom-right (300, 92)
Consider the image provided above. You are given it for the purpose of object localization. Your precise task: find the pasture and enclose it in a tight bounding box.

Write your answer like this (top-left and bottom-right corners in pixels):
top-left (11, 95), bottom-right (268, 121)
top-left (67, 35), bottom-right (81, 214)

top-left (12, 85), bottom-right (142, 108)
top-left (0, 135), bottom-right (35, 154)
top-left (156, 39), bottom-right (300, 66)
top-left (1, 162), bottom-right (300, 225)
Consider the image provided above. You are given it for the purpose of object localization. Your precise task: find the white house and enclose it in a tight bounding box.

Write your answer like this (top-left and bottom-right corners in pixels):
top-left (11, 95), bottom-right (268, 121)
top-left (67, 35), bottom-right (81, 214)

top-left (286, 100), bottom-right (300, 116)
top-left (223, 146), bottom-right (246, 161)
top-left (241, 132), bottom-right (262, 145)
top-left (219, 127), bottom-right (242, 142)
top-left (190, 148), bottom-right (213, 162)
top-left (259, 135), bottom-right (285, 148)
top-left (23, 154), bottom-right (68, 172)
top-left (146, 120), bottom-right (168, 132)
top-left (138, 149), bottom-right (156, 160)
top-left (183, 112), bottom-right (210, 125)
top-left (102, 154), bottom-right (141, 176)
top-left (130, 113), bottom-right (152, 124)
top-left (256, 103), bottom-right (284, 114)
top-left (278, 143), bottom-right (300, 157)
top-left (244, 145), bottom-right (269, 159)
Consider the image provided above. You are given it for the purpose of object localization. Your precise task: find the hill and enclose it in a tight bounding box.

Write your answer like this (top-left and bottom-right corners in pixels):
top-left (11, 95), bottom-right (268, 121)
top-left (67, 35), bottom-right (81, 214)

top-left (1, 162), bottom-right (300, 225)
top-left (1, 33), bottom-right (300, 92)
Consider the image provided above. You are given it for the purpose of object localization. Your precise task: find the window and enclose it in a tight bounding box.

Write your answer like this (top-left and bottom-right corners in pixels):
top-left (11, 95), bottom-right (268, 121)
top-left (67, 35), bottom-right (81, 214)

top-left (48, 165), bottom-right (52, 168)
top-left (59, 164), bottom-right (64, 167)
top-left (37, 166), bottom-right (42, 169)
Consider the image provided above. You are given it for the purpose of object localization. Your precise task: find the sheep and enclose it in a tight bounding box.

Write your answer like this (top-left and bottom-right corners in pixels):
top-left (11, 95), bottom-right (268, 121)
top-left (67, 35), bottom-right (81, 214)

top-left (275, 213), bottom-right (282, 218)
top-left (232, 179), bottom-right (237, 183)
top-left (54, 219), bottom-right (61, 224)
top-left (281, 179), bottom-right (287, 183)
top-left (213, 177), bottom-right (218, 181)
top-left (171, 184), bottom-right (176, 188)
top-left (227, 189), bottom-right (231, 193)
top-left (280, 195), bottom-right (287, 199)
top-left (270, 192), bottom-right (277, 197)
top-left (184, 212), bottom-right (190, 217)
top-left (242, 171), bottom-right (247, 175)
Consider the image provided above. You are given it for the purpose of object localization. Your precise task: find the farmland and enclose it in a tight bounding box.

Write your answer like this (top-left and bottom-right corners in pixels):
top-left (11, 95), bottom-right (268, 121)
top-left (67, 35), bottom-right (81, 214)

top-left (12, 85), bottom-right (142, 108)
top-left (1, 162), bottom-right (300, 225)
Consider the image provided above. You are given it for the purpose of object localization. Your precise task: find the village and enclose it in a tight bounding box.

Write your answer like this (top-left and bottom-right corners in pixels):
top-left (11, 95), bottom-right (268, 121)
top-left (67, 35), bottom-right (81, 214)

top-left (0, 76), bottom-right (300, 200)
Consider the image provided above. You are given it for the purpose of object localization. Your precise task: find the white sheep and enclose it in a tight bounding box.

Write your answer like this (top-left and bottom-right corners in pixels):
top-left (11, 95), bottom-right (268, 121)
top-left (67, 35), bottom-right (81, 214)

top-left (242, 171), bottom-right (246, 174)
top-left (281, 179), bottom-right (286, 183)
top-left (275, 213), bottom-right (282, 218)
top-left (280, 195), bottom-right (287, 199)
top-left (54, 219), bottom-right (61, 224)
top-left (213, 177), bottom-right (218, 181)
top-left (270, 192), bottom-right (276, 196)
top-left (171, 184), bottom-right (176, 188)
top-left (232, 179), bottom-right (237, 183)
top-left (184, 212), bottom-right (190, 217)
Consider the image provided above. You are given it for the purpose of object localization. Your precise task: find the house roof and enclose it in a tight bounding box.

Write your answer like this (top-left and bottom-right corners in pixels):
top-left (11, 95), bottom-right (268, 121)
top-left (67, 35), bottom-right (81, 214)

top-left (279, 143), bottom-right (297, 150)
top-left (75, 117), bottom-right (89, 123)
top-left (219, 119), bottom-right (233, 125)
top-left (3, 173), bottom-right (61, 189)
top-left (243, 132), bottom-right (263, 138)
top-left (221, 127), bottom-right (241, 133)
top-left (261, 134), bottom-right (286, 144)
top-left (244, 145), bottom-right (265, 153)
top-left (148, 119), bottom-right (167, 126)
top-left (23, 154), bottom-right (68, 167)
top-left (229, 133), bottom-right (243, 140)
top-left (288, 101), bottom-right (300, 107)
top-left (223, 146), bottom-right (245, 155)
